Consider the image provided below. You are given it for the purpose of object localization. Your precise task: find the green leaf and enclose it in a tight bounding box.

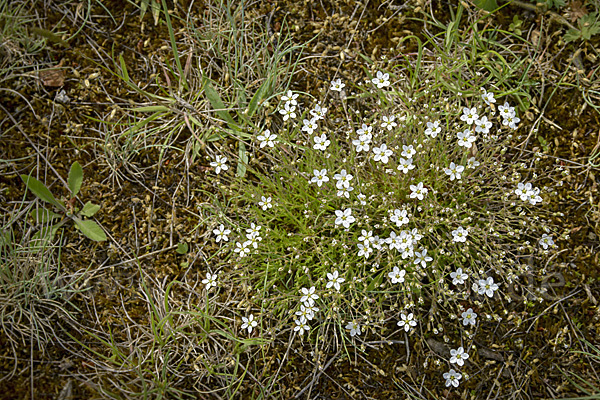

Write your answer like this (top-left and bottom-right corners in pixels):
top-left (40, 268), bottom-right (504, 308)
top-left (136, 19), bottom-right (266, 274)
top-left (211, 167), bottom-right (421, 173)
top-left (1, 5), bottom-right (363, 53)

top-left (204, 79), bottom-right (240, 131)
top-left (73, 218), bottom-right (107, 241)
top-left (31, 224), bottom-right (60, 247)
top-left (564, 29), bottom-right (581, 43)
top-left (176, 242), bottom-right (189, 255)
top-left (20, 175), bottom-right (65, 211)
top-left (80, 201), bottom-right (101, 217)
top-left (132, 105), bottom-right (170, 112)
top-left (119, 54), bottom-right (130, 83)
top-left (473, 0), bottom-right (498, 12)
top-left (246, 77), bottom-right (272, 119)
top-left (237, 142), bottom-right (248, 178)
top-left (68, 162), bottom-right (83, 196)
top-left (31, 208), bottom-right (60, 224)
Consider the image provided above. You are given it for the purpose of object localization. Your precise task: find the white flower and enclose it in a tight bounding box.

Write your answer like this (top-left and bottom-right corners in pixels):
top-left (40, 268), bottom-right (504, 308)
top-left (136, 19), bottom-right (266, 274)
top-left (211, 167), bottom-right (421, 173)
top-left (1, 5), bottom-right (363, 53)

top-left (373, 143), bottom-right (393, 163)
top-left (281, 90), bottom-right (299, 106)
top-left (397, 157), bottom-right (415, 174)
top-left (413, 248), bottom-right (433, 268)
top-left (313, 133), bottom-right (331, 150)
top-left (213, 224), bottom-right (231, 242)
top-left (503, 114), bottom-right (520, 130)
top-left (499, 102), bottom-right (515, 119)
top-left (460, 107), bottom-right (479, 124)
top-left (475, 116), bottom-right (492, 134)
top-left (461, 308), bottom-right (477, 326)
top-left (450, 346), bottom-right (470, 366)
top-left (302, 117), bottom-right (319, 135)
top-left (294, 318), bottom-right (310, 335)
top-left (300, 286), bottom-right (319, 306)
top-left (386, 231), bottom-right (401, 251)
top-left (335, 208), bottom-right (355, 229)
top-left (257, 129), bottom-right (277, 148)
top-left (202, 272), bottom-right (218, 290)
top-left (397, 312), bottom-right (417, 332)
top-left (296, 304), bottom-right (318, 321)
top-left (334, 169), bottom-right (353, 189)
top-left (515, 182), bottom-right (533, 201)
top-left (425, 120), bottom-right (441, 138)
top-left (457, 129), bottom-right (476, 148)
top-left (357, 243), bottom-right (372, 258)
top-left (310, 169), bottom-right (329, 187)
top-left (234, 241), bottom-right (251, 257)
top-left (410, 182), bottom-right (428, 200)
top-left (358, 230), bottom-right (374, 246)
top-left (450, 268), bottom-right (468, 285)
top-left (401, 144), bottom-right (416, 158)
top-left (246, 223), bottom-right (261, 238)
top-left (346, 321), bottom-right (361, 337)
top-left (357, 193), bottom-right (367, 205)
top-left (357, 123), bottom-right (373, 136)
top-left (352, 134), bottom-right (372, 152)
top-left (279, 102), bottom-right (296, 121)
top-left (381, 115), bottom-right (397, 130)
top-left (388, 266), bottom-right (406, 284)
top-left (326, 271), bottom-right (345, 291)
top-left (258, 196), bottom-right (272, 211)
top-left (210, 155), bottom-right (228, 174)
top-left (481, 89), bottom-right (496, 105)
top-left (330, 78), bottom-right (345, 91)
top-left (444, 162), bottom-right (465, 181)
top-left (372, 71), bottom-right (390, 88)
top-left (452, 226), bottom-right (468, 242)
top-left (390, 209), bottom-right (409, 227)
top-left (539, 234), bottom-right (554, 249)
top-left (443, 369), bottom-right (462, 388)
top-left (477, 276), bottom-right (499, 298)
top-left (337, 186), bottom-right (353, 198)
top-left (241, 314), bottom-right (258, 334)
top-left (467, 157), bottom-right (480, 169)
top-left (310, 103), bottom-right (328, 120)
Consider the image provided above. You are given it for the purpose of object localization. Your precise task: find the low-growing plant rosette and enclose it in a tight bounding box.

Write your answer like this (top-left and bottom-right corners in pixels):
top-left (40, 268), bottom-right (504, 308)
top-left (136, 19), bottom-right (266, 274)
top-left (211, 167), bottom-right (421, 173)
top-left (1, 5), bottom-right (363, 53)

top-left (200, 69), bottom-right (563, 389)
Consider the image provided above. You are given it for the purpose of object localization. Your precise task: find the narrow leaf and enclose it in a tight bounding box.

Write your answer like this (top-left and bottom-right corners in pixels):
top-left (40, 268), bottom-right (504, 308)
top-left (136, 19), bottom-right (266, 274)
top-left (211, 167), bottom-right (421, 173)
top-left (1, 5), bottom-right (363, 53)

top-left (132, 105), bottom-right (170, 112)
top-left (20, 175), bottom-right (65, 210)
top-left (73, 218), bottom-right (107, 241)
top-left (204, 79), bottom-right (240, 131)
top-left (119, 54), bottom-right (130, 82)
top-left (68, 161), bottom-right (83, 196)
top-left (81, 201), bottom-right (101, 217)
top-left (237, 142), bottom-right (248, 178)
top-left (247, 77), bottom-right (272, 119)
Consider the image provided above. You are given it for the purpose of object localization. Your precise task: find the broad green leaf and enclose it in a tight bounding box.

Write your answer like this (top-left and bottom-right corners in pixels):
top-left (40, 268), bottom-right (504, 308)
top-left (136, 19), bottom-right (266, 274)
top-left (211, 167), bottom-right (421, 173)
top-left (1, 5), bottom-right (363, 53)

top-left (21, 175), bottom-right (65, 211)
top-left (68, 161), bottom-right (83, 196)
top-left (73, 218), bottom-right (107, 241)
top-left (204, 79), bottom-right (240, 131)
top-left (563, 29), bottom-right (581, 43)
top-left (237, 142), bottom-right (248, 178)
top-left (31, 208), bottom-right (61, 224)
top-left (81, 201), bottom-right (101, 217)
top-left (176, 242), bottom-right (189, 255)
top-left (473, 0), bottom-right (498, 11)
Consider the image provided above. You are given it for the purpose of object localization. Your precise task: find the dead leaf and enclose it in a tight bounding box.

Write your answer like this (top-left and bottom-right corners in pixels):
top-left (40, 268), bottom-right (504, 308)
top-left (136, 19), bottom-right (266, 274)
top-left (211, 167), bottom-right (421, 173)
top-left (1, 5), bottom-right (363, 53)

top-left (39, 59), bottom-right (65, 87)
top-left (569, 0), bottom-right (588, 23)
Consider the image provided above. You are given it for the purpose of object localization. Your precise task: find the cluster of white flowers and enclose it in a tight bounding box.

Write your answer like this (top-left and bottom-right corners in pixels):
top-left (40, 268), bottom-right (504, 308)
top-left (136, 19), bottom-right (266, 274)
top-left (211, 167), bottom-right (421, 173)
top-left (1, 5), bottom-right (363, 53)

top-left (233, 223), bottom-right (262, 258)
top-left (206, 75), bottom-right (558, 391)
top-left (515, 182), bottom-right (543, 205)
